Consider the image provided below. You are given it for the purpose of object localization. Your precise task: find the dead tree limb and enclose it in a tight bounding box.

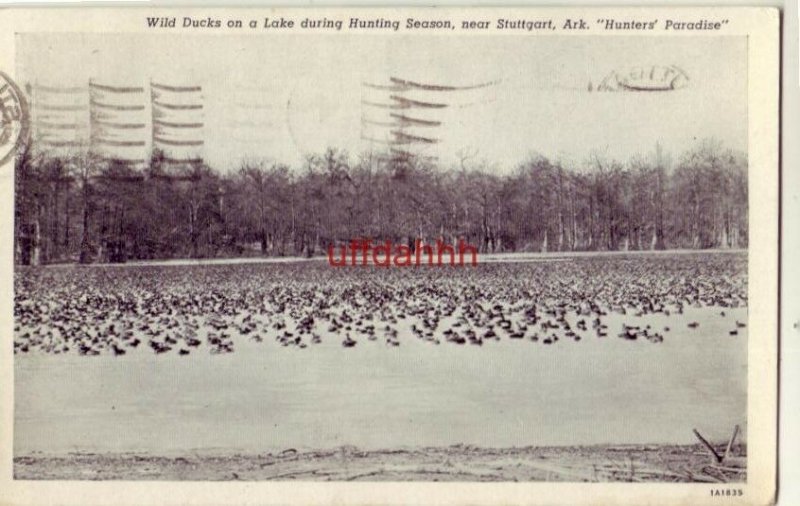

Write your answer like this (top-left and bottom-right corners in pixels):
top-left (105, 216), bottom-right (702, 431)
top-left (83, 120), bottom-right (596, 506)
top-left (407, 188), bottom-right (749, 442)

top-left (693, 428), bottom-right (723, 463)
top-left (724, 424), bottom-right (740, 461)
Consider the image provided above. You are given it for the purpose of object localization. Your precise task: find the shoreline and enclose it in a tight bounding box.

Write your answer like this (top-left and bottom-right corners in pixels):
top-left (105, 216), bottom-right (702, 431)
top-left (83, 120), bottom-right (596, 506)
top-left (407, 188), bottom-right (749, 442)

top-left (28, 248), bottom-right (748, 269)
top-left (14, 444), bottom-right (746, 482)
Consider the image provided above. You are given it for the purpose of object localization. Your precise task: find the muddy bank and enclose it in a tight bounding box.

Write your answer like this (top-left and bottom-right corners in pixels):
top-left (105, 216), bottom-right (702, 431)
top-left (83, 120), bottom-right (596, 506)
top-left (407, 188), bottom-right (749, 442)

top-left (15, 444), bottom-right (746, 482)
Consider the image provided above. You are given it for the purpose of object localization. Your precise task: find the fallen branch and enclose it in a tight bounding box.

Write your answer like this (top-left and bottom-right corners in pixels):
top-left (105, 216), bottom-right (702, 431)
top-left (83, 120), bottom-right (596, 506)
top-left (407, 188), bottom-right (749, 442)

top-left (683, 467), bottom-right (723, 483)
top-left (693, 429), bottom-right (723, 463)
top-left (724, 425), bottom-right (740, 461)
top-left (709, 464), bottom-right (747, 474)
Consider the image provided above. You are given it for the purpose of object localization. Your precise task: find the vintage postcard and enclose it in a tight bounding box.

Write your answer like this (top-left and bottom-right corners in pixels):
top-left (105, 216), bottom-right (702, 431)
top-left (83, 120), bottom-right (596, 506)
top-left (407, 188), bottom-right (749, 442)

top-left (0, 6), bottom-right (779, 506)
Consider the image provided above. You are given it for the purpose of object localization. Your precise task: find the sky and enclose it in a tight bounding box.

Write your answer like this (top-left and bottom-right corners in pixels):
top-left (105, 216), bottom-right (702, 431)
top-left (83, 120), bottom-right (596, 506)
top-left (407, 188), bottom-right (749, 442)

top-left (17, 33), bottom-right (747, 173)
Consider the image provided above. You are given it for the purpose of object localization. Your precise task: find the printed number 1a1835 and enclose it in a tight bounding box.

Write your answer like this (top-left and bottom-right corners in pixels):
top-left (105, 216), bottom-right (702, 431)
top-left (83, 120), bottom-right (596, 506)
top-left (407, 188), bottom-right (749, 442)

top-left (711, 489), bottom-right (744, 497)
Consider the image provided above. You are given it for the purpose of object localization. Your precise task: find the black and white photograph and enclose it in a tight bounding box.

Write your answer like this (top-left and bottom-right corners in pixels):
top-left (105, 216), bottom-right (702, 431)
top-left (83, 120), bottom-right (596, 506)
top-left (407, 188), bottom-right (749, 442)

top-left (0, 6), bottom-right (781, 505)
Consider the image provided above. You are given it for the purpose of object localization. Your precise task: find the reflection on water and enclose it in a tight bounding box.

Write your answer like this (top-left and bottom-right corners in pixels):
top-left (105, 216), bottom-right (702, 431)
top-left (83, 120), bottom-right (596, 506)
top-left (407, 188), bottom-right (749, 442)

top-left (15, 306), bottom-right (746, 455)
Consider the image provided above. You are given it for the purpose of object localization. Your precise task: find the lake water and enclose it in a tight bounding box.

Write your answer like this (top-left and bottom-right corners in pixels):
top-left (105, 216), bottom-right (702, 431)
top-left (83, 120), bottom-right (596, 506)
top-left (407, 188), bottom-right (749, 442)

top-left (14, 305), bottom-right (747, 455)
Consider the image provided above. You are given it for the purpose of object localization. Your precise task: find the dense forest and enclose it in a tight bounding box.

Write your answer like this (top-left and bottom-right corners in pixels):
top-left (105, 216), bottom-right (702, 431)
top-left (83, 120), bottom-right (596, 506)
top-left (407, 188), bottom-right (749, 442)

top-left (14, 139), bottom-right (747, 265)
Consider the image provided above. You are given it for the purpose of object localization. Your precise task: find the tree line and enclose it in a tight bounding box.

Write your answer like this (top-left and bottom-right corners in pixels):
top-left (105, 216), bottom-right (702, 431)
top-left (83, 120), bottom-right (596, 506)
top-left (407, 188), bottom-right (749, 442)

top-left (14, 140), bottom-right (747, 265)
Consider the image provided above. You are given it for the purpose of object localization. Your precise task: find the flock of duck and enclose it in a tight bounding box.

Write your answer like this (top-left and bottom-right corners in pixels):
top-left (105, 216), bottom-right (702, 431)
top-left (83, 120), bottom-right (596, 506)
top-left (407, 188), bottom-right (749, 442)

top-left (13, 254), bottom-right (748, 356)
